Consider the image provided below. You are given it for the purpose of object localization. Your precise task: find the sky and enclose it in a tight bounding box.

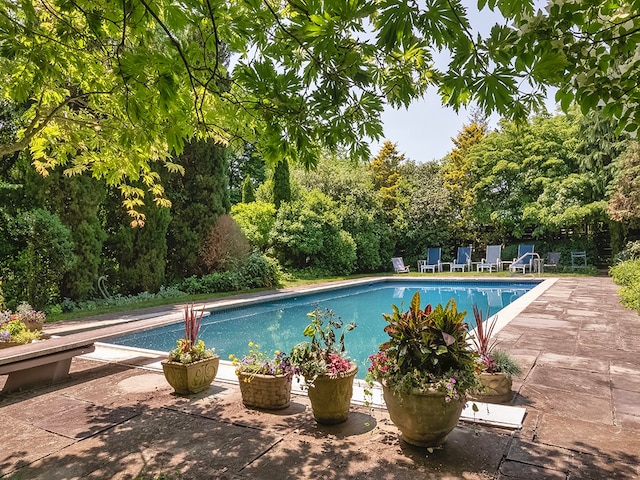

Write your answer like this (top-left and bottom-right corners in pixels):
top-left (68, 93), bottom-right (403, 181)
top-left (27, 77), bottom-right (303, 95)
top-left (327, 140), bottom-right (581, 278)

top-left (370, 2), bottom-right (555, 164)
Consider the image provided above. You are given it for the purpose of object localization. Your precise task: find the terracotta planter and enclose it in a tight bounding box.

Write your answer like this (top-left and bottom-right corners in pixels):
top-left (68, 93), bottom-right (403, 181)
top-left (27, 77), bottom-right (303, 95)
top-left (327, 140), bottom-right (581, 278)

top-left (382, 383), bottom-right (464, 447)
top-left (307, 363), bottom-right (358, 424)
top-left (237, 371), bottom-right (292, 410)
top-left (472, 372), bottom-right (513, 404)
top-left (162, 355), bottom-right (220, 394)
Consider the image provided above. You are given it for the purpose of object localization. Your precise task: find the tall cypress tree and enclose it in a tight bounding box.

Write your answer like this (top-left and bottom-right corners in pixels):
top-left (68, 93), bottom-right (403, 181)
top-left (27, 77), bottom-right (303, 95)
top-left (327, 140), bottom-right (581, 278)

top-left (164, 139), bottom-right (231, 282)
top-left (273, 159), bottom-right (291, 209)
top-left (242, 177), bottom-right (256, 203)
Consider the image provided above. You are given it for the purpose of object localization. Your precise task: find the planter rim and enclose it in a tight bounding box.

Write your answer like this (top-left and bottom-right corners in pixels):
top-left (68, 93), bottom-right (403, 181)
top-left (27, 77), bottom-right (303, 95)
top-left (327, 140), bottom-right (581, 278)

top-left (161, 354), bottom-right (220, 366)
top-left (236, 371), bottom-right (293, 380)
top-left (381, 380), bottom-right (468, 398)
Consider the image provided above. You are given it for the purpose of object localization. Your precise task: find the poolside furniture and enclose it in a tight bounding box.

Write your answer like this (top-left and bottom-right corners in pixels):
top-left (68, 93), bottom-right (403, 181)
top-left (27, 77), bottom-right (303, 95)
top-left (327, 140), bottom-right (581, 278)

top-left (571, 251), bottom-right (587, 271)
top-left (543, 252), bottom-right (561, 271)
top-left (477, 245), bottom-right (502, 272)
top-left (391, 257), bottom-right (410, 273)
top-left (418, 247), bottom-right (442, 273)
top-left (450, 246), bottom-right (472, 272)
top-left (509, 244), bottom-right (536, 274)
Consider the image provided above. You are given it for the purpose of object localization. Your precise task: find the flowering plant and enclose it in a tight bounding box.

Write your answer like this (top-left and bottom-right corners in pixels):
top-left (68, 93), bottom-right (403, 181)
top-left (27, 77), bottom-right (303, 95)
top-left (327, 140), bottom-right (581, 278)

top-left (471, 305), bottom-right (521, 377)
top-left (167, 304), bottom-right (216, 364)
top-left (367, 292), bottom-right (478, 400)
top-left (0, 302), bottom-right (46, 337)
top-left (0, 302), bottom-right (44, 345)
top-left (290, 306), bottom-right (356, 386)
top-left (230, 342), bottom-right (299, 379)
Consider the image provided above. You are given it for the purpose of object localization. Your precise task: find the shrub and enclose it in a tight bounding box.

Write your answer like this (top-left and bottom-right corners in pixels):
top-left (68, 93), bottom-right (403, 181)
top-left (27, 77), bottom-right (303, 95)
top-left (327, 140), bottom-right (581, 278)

top-left (238, 253), bottom-right (281, 289)
top-left (613, 240), bottom-right (640, 263)
top-left (231, 201), bottom-right (276, 251)
top-left (200, 215), bottom-right (251, 273)
top-left (319, 230), bottom-right (357, 275)
top-left (610, 259), bottom-right (640, 313)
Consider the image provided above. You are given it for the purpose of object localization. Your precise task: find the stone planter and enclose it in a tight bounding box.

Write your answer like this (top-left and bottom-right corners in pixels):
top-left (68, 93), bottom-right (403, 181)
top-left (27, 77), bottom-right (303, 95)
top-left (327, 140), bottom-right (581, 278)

top-left (237, 371), bottom-right (292, 410)
top-left (472, 372), bottom-right (513, 404)
top-left (307, 363), bottom-right (358, 424)
top-left (162, 355), bottom-right (220, 395)
top-left (382, 383), bottom-right (465, 447)
top-left (25, 321), bottom-right (44, 332)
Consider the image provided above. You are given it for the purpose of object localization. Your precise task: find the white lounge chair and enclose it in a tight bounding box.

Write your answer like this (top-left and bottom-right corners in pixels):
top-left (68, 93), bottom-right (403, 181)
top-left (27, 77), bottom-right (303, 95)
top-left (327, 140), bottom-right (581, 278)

top-left (391, 257), bottom-right (410, 273)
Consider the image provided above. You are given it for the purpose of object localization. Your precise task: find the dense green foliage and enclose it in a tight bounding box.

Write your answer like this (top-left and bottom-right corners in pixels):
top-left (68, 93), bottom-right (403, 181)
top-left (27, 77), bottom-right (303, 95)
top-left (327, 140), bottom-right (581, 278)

top-left (3, 209), bottom-right (75, 309)
top-left (610, 258), bottom-right (640, 314)
top-left (272, 159), bottom-right (292, 209)
top-left (164, 140), bottom-right (230, 282)
top-left (2, 0), bottom-right (639, 223)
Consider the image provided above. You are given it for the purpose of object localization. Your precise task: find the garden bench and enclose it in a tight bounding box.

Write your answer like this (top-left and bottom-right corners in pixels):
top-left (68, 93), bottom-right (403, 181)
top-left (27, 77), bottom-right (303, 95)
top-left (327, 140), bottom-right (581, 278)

top-left (0, 337), bottom-right (96, 393)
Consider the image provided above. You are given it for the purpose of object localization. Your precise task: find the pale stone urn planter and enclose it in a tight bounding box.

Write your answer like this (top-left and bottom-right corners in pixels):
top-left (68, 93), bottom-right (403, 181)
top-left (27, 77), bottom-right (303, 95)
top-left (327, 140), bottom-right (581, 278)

top-left (382, 383), bottom-right (465, 447)
top-left (238, 371), bottom-right (292, 410)
top-left (307, 363), bottom-right (358, 424)
top-left (472, 372), bottom-right (513, 404)
top-left (162, 355), bottom-right (220, 395)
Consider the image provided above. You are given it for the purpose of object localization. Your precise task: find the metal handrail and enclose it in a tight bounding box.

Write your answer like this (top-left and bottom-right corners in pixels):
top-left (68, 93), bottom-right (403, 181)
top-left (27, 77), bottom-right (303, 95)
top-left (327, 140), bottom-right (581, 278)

top-left (510, 252), bottom-right (541, 276)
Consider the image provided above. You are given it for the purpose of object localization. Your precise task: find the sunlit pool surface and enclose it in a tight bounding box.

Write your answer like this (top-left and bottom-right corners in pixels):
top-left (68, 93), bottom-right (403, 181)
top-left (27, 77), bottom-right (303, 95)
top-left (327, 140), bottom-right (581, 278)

top-left (109, 279), bottom-right (539, 377)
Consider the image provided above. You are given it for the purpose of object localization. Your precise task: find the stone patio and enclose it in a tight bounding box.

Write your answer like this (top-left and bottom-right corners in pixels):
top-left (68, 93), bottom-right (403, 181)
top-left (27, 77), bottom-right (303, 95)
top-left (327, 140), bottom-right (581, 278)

top-left (1, 277), bottom-right (639, 479)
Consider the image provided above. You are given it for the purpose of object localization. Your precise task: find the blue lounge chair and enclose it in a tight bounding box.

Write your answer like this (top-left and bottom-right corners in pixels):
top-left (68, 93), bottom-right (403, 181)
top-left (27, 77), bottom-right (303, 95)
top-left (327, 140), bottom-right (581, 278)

top-left (451, 246), bottom-right (472, 272)
top-left (391, 257), bottom-right (410, 273)
top-left (477, 245), bottom-right (502, 272)
top-left (509, 244), bottom-right (535, 274)
top-left (418, 247), bottom-right (442, 273)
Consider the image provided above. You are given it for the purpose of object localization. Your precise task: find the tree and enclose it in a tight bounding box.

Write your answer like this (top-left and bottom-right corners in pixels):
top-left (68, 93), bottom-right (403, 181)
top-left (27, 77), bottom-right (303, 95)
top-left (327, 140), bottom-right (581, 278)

top-left (3, 0), bottom-right (638, 222)
top-left (294, 155), bottom-right (394, 272)
top-left (609, 142), bottom-right (640, 227)
top-left (370, 141), bottom-right (404, 214)
top-left (241, 177), bottom-right (256, 203)
top-left (273, 159), bottom-right (291, 209)
top-left (164, 139), bottom-right (230, 282)
top-left (400, 160), bottom-right (456, 262)
top-left (442, 115), bottom-right (488, 243)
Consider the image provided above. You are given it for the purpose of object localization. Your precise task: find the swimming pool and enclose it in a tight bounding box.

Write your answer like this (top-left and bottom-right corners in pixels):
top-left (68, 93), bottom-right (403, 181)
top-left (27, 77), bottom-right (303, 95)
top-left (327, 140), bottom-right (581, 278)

top-left (109, 279), bottom-right (541, 377)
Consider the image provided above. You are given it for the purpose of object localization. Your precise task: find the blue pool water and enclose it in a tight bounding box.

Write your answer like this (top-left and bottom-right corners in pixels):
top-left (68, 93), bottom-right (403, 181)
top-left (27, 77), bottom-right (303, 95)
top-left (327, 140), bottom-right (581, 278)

top-left (109, 279), bottom-right (538, 377)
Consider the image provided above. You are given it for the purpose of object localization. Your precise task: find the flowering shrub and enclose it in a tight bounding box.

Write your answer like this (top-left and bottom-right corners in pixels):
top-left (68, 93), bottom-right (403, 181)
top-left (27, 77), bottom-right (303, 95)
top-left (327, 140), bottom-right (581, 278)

top-left (14, 302), bottom-right (46, 330)
top-left (367, 292), bottom-right (478, 398)
top-left (230, 342), bottom-right (299, 379)
top-left (0, 317), bottom-right (41, 345)
top-left (0, 302), bottom-right (46, 335)
top-left (290, 306), bottom-right (356, 386)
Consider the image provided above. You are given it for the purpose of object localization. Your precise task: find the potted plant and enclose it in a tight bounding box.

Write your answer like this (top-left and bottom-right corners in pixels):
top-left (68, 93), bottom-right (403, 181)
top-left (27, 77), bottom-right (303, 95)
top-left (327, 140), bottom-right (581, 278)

top-left (367, 292), bottom-right (479, 447)
top-left (290, 307), bottom-right (357, 424)
top-left (470, 305), bottom-right (522, 404)
top-left (230, 342), bottom-right (299, 410)
top-left (161, 304), bottom-right (219, 395)
top-left (13, 302), bottom-right (47, 331)
top-left (0, 309), bottom-right (42, 348)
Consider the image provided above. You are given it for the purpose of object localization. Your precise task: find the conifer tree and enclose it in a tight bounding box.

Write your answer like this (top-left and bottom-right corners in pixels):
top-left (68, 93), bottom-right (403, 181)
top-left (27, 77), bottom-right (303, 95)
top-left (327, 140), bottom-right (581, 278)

top-left (273, 159), bottom-right (291, 209)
